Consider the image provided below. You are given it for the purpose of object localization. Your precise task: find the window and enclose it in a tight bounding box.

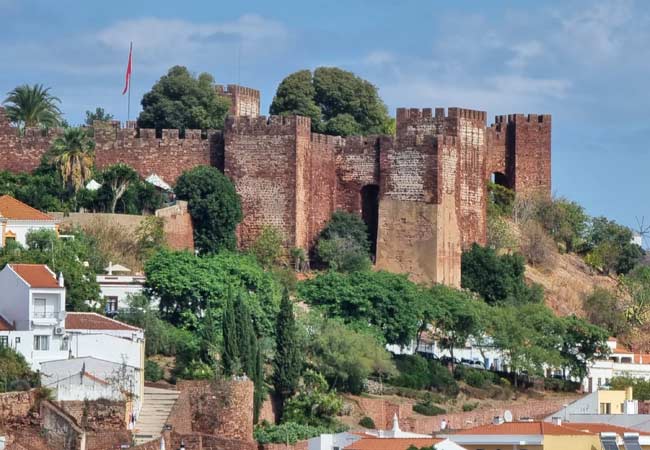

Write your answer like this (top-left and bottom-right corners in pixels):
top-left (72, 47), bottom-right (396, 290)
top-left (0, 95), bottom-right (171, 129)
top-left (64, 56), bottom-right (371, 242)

top-left (60, 337), bottom-right (69, 351)
top-left (15, 337), bottom-right (20, 344)
top-left (34, 335), bottom-right (49, 351)
top-left (33, 298), bottom-right (46, 318)
top-left (600, 402), bottom-right (611, 414)
top-left (0, 336), bottom-right (7, 347)
top-left (105, 296), bottom-right (119, 313)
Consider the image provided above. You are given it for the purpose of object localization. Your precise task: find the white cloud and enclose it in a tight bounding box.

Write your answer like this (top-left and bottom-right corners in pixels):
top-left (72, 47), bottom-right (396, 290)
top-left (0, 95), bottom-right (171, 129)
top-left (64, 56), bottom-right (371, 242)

top-left (507, 41), bottom-right (544, 69)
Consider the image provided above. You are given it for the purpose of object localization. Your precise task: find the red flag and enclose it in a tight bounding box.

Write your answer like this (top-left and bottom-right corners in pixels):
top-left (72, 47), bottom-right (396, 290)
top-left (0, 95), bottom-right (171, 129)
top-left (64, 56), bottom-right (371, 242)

top-left (122, 42), bottom-right (132, 95)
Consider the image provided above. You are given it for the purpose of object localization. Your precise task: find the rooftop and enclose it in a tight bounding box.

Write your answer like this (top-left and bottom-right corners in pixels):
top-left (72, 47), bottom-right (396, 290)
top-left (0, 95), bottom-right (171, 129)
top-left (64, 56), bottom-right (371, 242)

top-left (452, 421), bottom-right (593, 436)
top-left (0, 315), bottom-right (13, 331)
top-left (345, 437), bottom-right (443, 450)
top-left (9, 264), bottom-right (60, 288)
top-left (0, 195), bottom-right (54, 221)
top-left (562, 422), bottom-right (650, 436)
top-left (65, 312), bottom-right (141, 332)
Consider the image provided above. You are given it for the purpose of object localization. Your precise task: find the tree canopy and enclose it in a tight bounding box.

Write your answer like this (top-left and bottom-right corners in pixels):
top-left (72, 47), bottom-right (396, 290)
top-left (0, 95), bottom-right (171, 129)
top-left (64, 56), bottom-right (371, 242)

top-left (138, 66), bottom-right (231, 132)
top-left (270, 67), bottom-right (393, 136)
top-left (174, 165), bottom-right (243, 254)
top-left (3, 84), bottom-right (61, 130)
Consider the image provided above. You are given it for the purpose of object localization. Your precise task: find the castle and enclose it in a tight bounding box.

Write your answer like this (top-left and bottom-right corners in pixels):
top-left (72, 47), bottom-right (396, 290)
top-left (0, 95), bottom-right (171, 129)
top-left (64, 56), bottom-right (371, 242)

top-left (0, 84), bottom-right (551, 286)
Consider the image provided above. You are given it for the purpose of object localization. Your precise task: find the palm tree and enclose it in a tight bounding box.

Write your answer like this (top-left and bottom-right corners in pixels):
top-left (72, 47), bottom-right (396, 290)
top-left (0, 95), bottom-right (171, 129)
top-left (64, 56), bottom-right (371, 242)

top-left (3, 84), bottom-right (62, 130)
top-left (49, 128), bottom-right (95, 193)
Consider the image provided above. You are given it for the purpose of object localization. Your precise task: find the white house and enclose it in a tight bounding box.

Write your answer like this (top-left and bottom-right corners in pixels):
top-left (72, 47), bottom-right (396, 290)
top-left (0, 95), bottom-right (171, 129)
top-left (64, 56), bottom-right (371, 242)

top-left (0, 195), bottom-right (58, 248)
top-left (583, 337), bottom-right (650, 393)
top-left (0, 264), bottom-right (144, 411)
top-left (97, 262), bottom-right (146, 314)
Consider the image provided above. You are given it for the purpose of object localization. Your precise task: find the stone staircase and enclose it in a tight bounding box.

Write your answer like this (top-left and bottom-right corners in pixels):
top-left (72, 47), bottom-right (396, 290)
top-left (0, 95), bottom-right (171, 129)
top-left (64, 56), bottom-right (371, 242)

top-left (133, 386), bottom-right (180, 445)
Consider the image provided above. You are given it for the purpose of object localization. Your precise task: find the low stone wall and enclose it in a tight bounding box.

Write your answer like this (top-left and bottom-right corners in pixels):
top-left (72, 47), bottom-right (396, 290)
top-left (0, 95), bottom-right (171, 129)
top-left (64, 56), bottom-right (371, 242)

top-left (130, 432), bottom-right (257, 450)
top-left (0, 390), bottom-right (36, 423)
top-left (85, 430), bottom-right (132, 450)
top-left (40, 401), bottom-right (86, 450)
top-left (260, 441), bottom-right (309, 450)
top-left (351, 395), bottom-right (572, 434)
top-left (58, 399), bottom-right (127, 431)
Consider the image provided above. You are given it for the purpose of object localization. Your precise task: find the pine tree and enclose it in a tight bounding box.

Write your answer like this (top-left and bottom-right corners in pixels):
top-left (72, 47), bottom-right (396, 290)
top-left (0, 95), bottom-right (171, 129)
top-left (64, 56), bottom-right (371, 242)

top-left (235, 296), bottom-right (257, 376)
top-left (222, 294), bottom-right (240, 376)
top-left (253, 343), bottom-right (265, 424)
top-left (272, 291), bottom-right (303, 418)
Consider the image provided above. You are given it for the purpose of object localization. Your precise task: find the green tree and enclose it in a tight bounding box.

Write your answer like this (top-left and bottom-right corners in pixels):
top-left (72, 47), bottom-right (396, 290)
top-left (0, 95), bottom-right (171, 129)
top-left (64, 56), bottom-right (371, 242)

top-left (0, 347), bottom-right (38, 392)
top-left (99, 163), bottom-right (139, 213)
top-left (270, 67), bottom-right (392, 136)
top-left (583, 288), bottom-right (627, 336)
top-left (48, 128), bottom-right (95, 194)
top-left (175, 165), bottom-right (243, 254)
top-left (461, 243), bottom-right (543, 305)
top-left (85, 107), bottom-right (114, 126)
top-left (583, 217), bottom-right (643, 274)
top-left (621, 266), bottom-right (650, 328)
top-left (560, 315), bottom-right (608, 379)
top-left (298, 270), bottom-right (426, 346)
top-left (138, 66), bottom-right (231, 132)
top-left (3, 84), bottom-right (61, 130)
top-left (145, 250), bottom-right (281, 334)
top-left (535, 197), bottom-right (588, 252)
top-left (273, 293), bottom-right (303, 417)
top-left (316, 211), bottom-right (371, 272)
top-left (304, 316), bottom-right (395, 394)
top-left (222, 294), bottom-right (240, 376)
top-left (282, 369), bottom-right (343, 428)
top-left (250, 226), bottom-right (285, 269)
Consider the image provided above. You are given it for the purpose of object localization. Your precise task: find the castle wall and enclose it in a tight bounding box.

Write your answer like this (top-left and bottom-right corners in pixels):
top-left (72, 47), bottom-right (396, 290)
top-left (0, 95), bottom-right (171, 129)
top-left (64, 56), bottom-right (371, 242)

top-left (306, 133), bottom-right (338, 248)
top-left (93, 123), bottom-right (222, 184)
top-left (224, 115), bottom-right (310, 248)
top-left (335, 136), bottom-right (381, 213)
top-left (216, 84), bottom-right (261, 117)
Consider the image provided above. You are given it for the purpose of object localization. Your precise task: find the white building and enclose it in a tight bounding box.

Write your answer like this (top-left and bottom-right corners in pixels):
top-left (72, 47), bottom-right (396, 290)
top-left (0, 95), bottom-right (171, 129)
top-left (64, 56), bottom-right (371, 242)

top-left (584, 337), bottom-right (650, 393)
top-left (0, 195), bottom-right (58, 248)
top-left (97, 262), bottom-right (145, 314)
top-left (0, 264), bottom-right (144, 411)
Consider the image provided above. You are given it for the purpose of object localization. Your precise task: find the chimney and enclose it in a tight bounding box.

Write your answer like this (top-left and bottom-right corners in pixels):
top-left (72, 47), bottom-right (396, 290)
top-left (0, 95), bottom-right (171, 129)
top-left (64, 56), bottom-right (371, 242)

top-left (551, 417), bottom-right (562, 426)
top-left (58, 272), bottom-right (64, 288)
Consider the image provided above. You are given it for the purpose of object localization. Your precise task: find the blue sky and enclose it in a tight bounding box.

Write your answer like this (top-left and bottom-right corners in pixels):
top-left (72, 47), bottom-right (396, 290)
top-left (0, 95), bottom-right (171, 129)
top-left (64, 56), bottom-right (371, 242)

top-left (1, 0), bottom-right (648, 231)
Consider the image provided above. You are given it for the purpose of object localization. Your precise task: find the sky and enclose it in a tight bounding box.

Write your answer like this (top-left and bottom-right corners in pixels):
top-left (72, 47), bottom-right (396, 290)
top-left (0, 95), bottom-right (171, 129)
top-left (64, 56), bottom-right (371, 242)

top-left (0, 0), bottom-right (649, 231)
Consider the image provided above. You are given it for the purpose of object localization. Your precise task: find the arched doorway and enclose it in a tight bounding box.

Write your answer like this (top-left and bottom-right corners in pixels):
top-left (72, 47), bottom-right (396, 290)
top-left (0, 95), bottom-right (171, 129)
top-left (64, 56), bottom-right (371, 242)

top-left (361, 185), bottom-right (379, 257)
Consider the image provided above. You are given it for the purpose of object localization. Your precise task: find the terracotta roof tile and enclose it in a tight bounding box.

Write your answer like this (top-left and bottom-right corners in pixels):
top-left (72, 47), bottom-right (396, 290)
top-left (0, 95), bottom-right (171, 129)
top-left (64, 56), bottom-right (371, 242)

top-left (452, 421), bottom-right (593, 436)
top-left (562, 422), bottom-right (650, 436)
top-left (345, 437), bottom-right (443, 450)
top-left (0, 195), bottom-right (54, 221)
top-left (65, 312), bottom-right (141, 332)
top-left (9, 264), bottom-right (59, 288)
top-left (0, 315), bottom-right (13, 331)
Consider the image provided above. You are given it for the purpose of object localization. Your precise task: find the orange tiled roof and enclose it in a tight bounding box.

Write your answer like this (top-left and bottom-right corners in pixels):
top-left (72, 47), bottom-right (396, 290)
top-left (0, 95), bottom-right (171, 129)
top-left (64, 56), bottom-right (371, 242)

top-left (562, 422), bottom-right (649, 436)
top-left (0, 195), bottom-right (54, 221)
top-left (65, 312), bottom-right (141, 332)
top-left (0, 315), bottom-right (13, 331)
top-left (452, 421), bottom-right (593, 436)
top-left (345, 437), bottom-right (443, 450)
top-left (9, 264), bottom-right (59, 288)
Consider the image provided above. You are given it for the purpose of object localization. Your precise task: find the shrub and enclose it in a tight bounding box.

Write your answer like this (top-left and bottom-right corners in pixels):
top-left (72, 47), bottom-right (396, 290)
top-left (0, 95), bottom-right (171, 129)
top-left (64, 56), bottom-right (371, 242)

top-left (461, 369), bottom-right (494, 389)
top-left (145, 360), bottom-right (163, 382)
top-left (412, 402), bottom-right (446, 416)
top-left (316, 211), bottom-right (371, 272)
top-left (520, 221), bottom-right (556, 267)
top-left (543, 378), bottom-right (580, 392)
top-left (488, 182), bottom-right (515, 216)
top-left (390, 356), bottom-right (459, 397)
top-left (462, 402), bottom-right (479, 412)
top-left (359, 416), bottom-right (375, 429)
top-left (254, 422), bottom-right (345, 444)
top-left (583, 288), bottom-right (626, 336)
top-left (0, 347), bottom-right (38, 392)
top-left (487, 214), bottom-right (517, 252)
top-left (250, 226), bottom-right (285, 268)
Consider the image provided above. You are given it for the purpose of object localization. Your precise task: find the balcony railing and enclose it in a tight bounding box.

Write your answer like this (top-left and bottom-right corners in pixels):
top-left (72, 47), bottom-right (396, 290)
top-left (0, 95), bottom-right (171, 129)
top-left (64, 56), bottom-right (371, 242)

top-left (32, 311), bottom-right (61, 319)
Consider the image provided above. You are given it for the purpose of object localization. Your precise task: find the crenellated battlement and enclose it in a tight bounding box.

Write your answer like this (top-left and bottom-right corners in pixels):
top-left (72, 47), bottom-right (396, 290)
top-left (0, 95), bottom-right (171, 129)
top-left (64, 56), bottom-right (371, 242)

top-left (215, 84), bottom-right (260, 99)
top-left (225, 115), bottom-right (312, 134)
top-left (494, 113), bottom-right (552, 125)
top-left (310, 132), bottom-right (343, 146)
top-left (92, 121), bottom-right (217, 141)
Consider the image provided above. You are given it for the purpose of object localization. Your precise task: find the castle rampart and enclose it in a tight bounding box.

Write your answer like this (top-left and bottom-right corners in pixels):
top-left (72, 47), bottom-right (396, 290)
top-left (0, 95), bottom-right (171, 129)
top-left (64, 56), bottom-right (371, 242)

top-left (0, 98), bottom-right (552, 288)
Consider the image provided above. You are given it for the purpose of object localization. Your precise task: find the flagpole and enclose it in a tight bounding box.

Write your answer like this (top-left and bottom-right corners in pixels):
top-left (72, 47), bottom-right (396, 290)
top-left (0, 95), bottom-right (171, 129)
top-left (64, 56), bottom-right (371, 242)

top-left (127, 42), bottom-right (132, 122)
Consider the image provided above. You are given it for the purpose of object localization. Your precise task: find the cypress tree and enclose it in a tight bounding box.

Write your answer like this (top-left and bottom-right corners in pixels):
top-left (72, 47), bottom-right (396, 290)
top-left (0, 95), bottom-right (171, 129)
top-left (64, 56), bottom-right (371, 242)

top-left (235, 296), bottom-right (257, 377)
top-left (272, 291), bottom-right (303, 418)
top-left (222, 294), bottom-right (239, 375)
top-left (253, 343), bottom-right (264, 423)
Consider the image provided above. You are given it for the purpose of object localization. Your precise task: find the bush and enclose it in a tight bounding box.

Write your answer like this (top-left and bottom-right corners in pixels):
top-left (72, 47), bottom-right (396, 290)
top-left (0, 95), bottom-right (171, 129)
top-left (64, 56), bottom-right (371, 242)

top-left (461, 243), bottom-right (543, 305)
top-left (316, 211), bottom-right (371, 272)
top-left (488, 182), bottom-right (515, 216)
top-left (460, 369), bottom-right (494, 389)
top-left (390, 356), bottom-right (459, 397)
top-left (250, 226), bottom-right (285, 268)
top-left (583, 288), bottom-right (626, 336)
top-left (520, 221), bottom-right (556, 268)
top-left (145, 360), bottom-right (163, 382)
top-left (487, 214), bottom-right (517, 252)
top-left (359, 416), bottom-right (375, 429)
top-left (254, 422), bottom-right (345, 444)
top-left (0, 347), bottom-right (37, 392)
top-left (412, 402), bottom-right (446, 416)
top-left (543, 378), bottom-right (580, 392)
top-left (462, 402), bottom-right (479, 412)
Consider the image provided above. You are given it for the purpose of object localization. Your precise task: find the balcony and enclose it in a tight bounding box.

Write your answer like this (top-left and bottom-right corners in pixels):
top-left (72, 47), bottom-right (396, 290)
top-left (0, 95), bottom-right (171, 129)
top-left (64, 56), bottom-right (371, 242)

top-left (31, 311), bottom-right (65, 324)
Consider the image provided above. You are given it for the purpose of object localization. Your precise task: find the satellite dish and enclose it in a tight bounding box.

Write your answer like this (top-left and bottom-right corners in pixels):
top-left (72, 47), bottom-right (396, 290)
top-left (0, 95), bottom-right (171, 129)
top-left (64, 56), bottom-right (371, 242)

top-left (504, 410), bottom-right (513, 423)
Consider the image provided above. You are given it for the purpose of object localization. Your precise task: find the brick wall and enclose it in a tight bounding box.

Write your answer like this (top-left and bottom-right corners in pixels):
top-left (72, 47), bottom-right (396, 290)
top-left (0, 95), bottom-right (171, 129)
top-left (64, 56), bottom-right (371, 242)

top-left (261, 440), bottom-right (309, 450)
top-left (85, 430), bottom-right (132, 450)
top-left (57, 399), bottom-right (126, 431)
top-left (156, 201), bottom-right (195, 251)
top-left (216, 85), bottom-right (261, 117)
top-left (335, 136), bottom-right (381, 213)
top-left (40, 401), bottom-right (85, 450)
top-left (0, 390), bottom-right (36, 423)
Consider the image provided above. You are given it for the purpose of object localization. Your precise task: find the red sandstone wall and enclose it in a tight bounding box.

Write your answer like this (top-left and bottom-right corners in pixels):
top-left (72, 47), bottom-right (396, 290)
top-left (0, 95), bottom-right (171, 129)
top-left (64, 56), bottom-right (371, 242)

top-left (156, 201), bottom-right (195, 251)
top-left (306, 133), bottom-right (338, 248)
top-left (335, 136), bottom-right (381, 213)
